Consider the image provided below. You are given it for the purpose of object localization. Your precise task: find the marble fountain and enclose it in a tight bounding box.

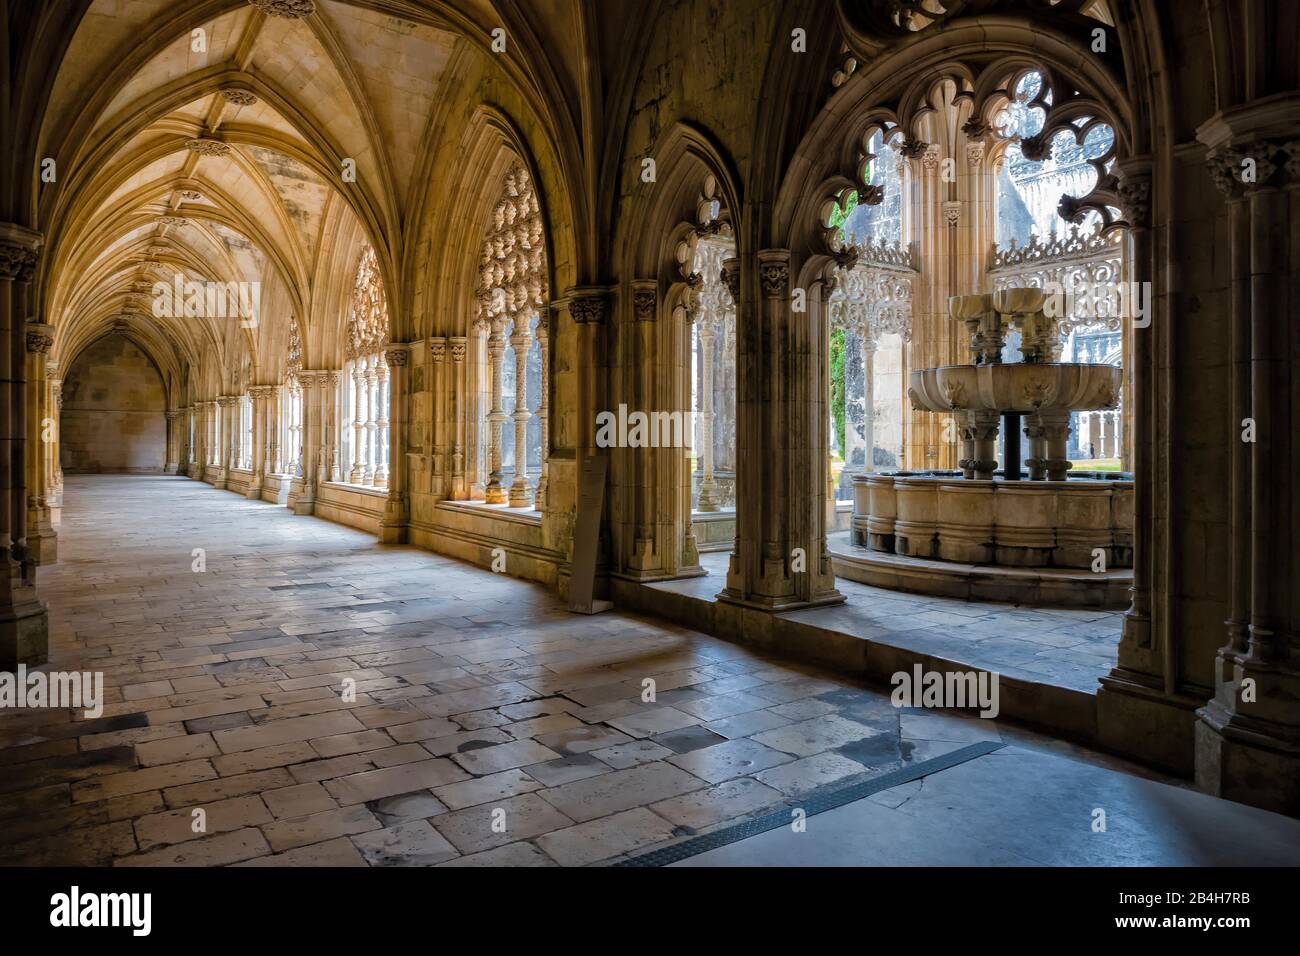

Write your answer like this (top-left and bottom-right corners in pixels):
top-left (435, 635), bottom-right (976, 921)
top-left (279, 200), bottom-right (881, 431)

top-left (839, 287), bottom-right (1132, 608)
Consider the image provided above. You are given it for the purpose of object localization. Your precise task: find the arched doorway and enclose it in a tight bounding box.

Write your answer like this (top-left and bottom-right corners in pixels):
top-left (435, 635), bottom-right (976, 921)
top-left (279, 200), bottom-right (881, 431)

top-left (61, 332), bottom-right (167, 473)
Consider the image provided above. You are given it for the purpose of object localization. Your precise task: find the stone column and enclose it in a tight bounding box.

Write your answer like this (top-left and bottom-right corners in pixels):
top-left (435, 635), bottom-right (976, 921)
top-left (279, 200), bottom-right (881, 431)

top-left (375, 360), bottom-right (390, 488)
top-left (696, 315), bottom-right (720, 511)
top-left (958, 411), bottom-right (977, 480)
top-left (326, 371), bottom-right (342, 485)
top-left (719, 250), bottom-right (842, 610)
top-left (534, 320), bottom-right (550, 509)
top-left (350, 360), bottom-right (366, 483)
top-left (23, 334), bottom-right (50, 568)
top-left (0, 224), bottom-right (47, 668)
top-left (215, 395), bottom-right (236, 489)
top-left (1023, 415), bottom-right (1046, 480)
top-left (178, 404), bottom-right (192, 477)
top-left (48, 370), bottom-right (63, 500)
top-left (428, 338), bottom-right (446, 498)
top-left (861, 329), bottom-right (877, 475)
top-left (25, 323), bottom-right (56, 564)
top-left (286, 384), bottom-right (301, 476)
top-left (449, 337), bottom-right (467, 499)
top-left (1039, 410), bottom-right (1072, 481)
top-left (969, 411), bottom-right (1000, 480)
top-left (1095, 159), bottom-right (1200, 773)
top-left (485, 322), bottom-right (508, 503)
top-left (192, 402), bottom-right (206, 477)
top-left (164, 409), bottom-right (180, 474)
top-left (1112, 159), bottom-right (1156, 671)
top-left (556, 289), bottom-right (613, 598)
top-left (265, 390), bottom-right (279, 477)
top-left (625, 281), bottom-right (658, 573)
top-left (246, 386), bottom-right (274, 499)
top-left (508, 318), bottom-right (533, 506)
top-left (292, 372), bottom-right (322, 514)
top-left (1192, 134), bottom-right (1300, 813)
top-left (380, 344), bottom-right (409, 543)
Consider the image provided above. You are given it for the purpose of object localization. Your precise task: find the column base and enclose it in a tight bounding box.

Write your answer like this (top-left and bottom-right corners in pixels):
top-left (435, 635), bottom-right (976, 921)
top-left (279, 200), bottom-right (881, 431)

top-left (27, 528), bottom-right (57, 565)
top-left (164, 463), bottom-right (178, 474)
top-left (1096, 668), bottom-right (1201, 774)
top-left (291, 482), bottom-right (315, 515)
top-left (378, 522), bottom-right (407, 545)
top-left (507, 484), bottom-right (533, 509)
top-left (1195, 700), bottom-right (1300, 816)
top-left (379, 492), bottom-right (408, 544)
top-left (717, 553), bottom-right (846, 611)
top-left (0, 588), bottom-right (48, 671)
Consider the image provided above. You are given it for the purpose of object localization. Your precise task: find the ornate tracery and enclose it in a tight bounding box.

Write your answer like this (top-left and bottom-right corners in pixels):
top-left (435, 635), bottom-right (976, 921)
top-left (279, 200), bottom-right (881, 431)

top-left (342, 246), bottom-right (391, 487)
top-left (472, 163), bottom-right (548, 507)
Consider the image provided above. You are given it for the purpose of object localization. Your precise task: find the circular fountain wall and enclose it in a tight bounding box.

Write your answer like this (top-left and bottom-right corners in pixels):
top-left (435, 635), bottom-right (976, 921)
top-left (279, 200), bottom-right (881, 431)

top-left (831, 288), bottom-right (1132, 608)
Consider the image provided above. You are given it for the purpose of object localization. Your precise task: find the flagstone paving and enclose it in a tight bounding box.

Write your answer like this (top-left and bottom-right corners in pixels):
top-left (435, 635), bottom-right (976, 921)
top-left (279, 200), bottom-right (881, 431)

top-left (0, 475), bottom-right (1181, 867)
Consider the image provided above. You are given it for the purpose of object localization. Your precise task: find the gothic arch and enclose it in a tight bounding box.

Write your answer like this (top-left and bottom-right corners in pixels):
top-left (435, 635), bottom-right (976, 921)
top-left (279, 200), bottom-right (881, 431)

top-left (605, 121), bottom-right (745, 583)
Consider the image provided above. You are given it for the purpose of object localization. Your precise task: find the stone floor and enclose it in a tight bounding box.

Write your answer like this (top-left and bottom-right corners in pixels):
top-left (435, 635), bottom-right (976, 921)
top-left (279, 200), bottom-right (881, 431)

top-left (0, 474), bottom-right (1292, 868)
top-left (686, 545), bottom-right (1123, 694)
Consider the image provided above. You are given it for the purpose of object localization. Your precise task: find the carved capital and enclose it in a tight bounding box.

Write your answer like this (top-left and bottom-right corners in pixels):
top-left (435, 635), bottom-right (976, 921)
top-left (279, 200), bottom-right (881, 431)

top-left (1019, 134), bottom-right (1050, 162)
top-left (186, 137), bottom-right (231, 156)
top-left (1116, 177), bottom-right (1151, 227)
top-left (568, 295), bottom-right (607, 325)
top-left (450, 338), bottom-right (467, 363)
top-left (25, 323), bottom-right (54, 354)
top-left (858, 183), bottom-right (885, 206)
top-left (899, 139), bottom-right (928, 160)
top-left (631, 283), bottom-right (657, 322)
top-left (0, 242), bottom-right (40, 282)
top-left (429, 337), bottom-right (446, 361)
top-left (248, 0), bottom-right (316, 16)
top-left (1281, 140), bottom-right (1300, 185)
top-left (757, 250), bottom-right (792, 300)
top-left (384, 344), bottom-right (410, 367)
top-left (965, 141), bottom-right (985, 167)
top-left (720, 257), bottom-right (741, 304)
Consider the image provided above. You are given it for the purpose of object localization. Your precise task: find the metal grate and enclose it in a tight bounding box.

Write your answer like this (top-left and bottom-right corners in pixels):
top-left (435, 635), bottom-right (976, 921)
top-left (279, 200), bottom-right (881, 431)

top-left (612, 740), bottom-right (1005, 867)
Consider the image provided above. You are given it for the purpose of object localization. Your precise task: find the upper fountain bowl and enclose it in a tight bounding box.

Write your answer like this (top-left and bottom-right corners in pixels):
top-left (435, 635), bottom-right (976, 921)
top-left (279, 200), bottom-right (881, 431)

top-left (908, 363), bottom-right (1121, 415)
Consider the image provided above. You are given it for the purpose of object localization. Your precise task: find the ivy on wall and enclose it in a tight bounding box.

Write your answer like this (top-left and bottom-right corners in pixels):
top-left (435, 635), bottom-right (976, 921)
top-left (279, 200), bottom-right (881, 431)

top-left (830, 326), bottom-right (846, 460)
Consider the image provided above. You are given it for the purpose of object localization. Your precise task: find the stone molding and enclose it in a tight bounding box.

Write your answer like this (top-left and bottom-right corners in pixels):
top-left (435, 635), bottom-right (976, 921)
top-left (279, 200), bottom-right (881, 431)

top-left (567, 294), bottom-right (608, 325)
top-left (186, 137), bottom-right (230, 156)
top-left (248, 0), bottom-right (316, 16)
top-left (631, 282), bottom-right (657, 322)
top-left (384, 343), bottom-right (410, 367)
top-left (25, 323), bottom-right (54, 353)
top-left (757, 250), bottom-right (790, 299)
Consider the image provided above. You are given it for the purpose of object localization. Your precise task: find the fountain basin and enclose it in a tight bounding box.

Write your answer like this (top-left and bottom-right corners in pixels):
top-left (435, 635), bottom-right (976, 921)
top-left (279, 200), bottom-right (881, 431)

top-left (852, 472), bottom-right (1132, 569)
top-left (908, 363), bottom-right (1120, 415)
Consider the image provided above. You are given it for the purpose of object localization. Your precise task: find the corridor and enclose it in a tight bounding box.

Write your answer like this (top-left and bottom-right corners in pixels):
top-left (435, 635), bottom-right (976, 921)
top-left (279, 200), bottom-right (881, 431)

top-left (0, 476), bottom-right (1296, 867)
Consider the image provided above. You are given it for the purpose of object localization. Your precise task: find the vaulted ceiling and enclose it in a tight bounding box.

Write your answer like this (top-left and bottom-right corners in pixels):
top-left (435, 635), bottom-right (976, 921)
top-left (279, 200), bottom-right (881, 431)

top-left (35, 0), bottom-right (597, 402)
